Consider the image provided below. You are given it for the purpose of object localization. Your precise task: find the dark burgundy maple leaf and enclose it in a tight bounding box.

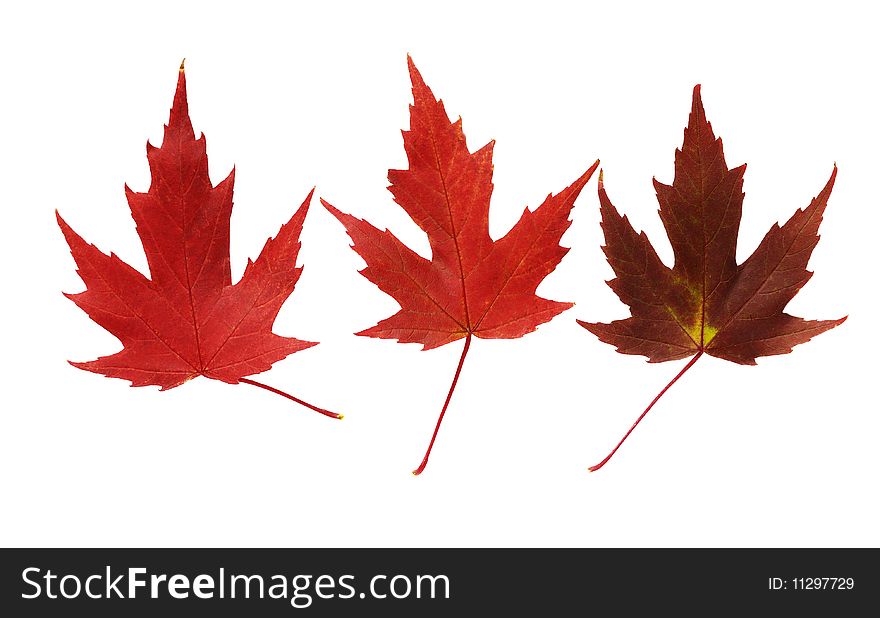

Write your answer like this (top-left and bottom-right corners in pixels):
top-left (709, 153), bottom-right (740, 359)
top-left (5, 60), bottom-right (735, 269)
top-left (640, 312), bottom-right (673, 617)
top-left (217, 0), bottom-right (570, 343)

top-left (322, 57), bottom-right (598, 474)
top-left (57, 63), bottom-right (341, 419)
top-left (580, 85), bottom-right (844, 471)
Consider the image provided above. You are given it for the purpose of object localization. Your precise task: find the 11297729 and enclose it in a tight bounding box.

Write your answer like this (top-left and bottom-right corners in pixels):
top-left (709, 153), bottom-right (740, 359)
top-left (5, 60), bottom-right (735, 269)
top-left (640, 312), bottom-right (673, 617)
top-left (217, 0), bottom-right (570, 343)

top-left (769, 577), bottom-right (855, 590)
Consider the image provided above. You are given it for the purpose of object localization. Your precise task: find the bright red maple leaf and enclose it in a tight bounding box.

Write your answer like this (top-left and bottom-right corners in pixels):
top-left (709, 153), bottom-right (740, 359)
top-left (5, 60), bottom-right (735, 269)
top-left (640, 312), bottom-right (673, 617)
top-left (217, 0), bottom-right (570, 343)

top-left (580, 85), bottom-right (845, 471)
top-left (322, 57), bottom-right (598, 474)
top-left (57, 64), bottom-right (341, 419)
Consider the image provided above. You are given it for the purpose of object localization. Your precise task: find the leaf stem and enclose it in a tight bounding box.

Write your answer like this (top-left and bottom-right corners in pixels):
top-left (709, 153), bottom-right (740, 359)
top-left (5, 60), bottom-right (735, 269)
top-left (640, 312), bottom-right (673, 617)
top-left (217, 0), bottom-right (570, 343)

top-left (239, 378), bottom-right (343, 420)
top-left (413, 333), bottom-right (473, 476)
top-left (589, 350), bottom-right (703, 472)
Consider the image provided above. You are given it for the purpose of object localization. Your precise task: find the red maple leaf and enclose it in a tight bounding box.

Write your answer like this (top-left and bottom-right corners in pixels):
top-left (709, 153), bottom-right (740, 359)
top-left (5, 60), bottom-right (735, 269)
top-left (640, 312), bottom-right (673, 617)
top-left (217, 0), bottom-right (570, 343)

top-left (580, 85), bottom-right (845, 471)
top-left (57, 63), bottom-right (341, 419)
top-left (322, 57), bottom-right (598, 474)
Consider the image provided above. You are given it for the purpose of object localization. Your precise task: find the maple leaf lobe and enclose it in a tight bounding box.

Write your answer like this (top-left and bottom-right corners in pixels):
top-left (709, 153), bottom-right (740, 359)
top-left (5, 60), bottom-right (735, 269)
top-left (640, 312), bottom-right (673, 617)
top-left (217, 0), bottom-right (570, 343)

top-left (58, 67), bottom-right (315, 389)
top-left (580, 85), bottom-right (844, 365)
top-left (323, 57), bottom-right (598, 350)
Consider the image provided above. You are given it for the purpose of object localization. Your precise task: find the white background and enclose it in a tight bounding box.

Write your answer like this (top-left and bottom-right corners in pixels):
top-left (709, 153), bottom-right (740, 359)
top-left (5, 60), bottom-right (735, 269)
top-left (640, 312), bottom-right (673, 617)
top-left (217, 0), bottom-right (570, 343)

top-left (1, 1), bottom-right (876, 548)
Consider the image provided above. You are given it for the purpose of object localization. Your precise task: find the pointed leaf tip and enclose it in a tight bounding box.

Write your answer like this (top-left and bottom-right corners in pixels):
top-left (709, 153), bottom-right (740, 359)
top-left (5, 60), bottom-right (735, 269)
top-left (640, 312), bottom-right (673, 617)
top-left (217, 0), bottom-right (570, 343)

top-left (691, 84), bottom-right (704, 113)
top-left (318, 197), bottom-right (338, 215)
top-left (406, 55), bottom-right (431, 99)
top-left (167, 65), bottom-right (193, 135)
top-left (581, 159), bottom-right (600, 182)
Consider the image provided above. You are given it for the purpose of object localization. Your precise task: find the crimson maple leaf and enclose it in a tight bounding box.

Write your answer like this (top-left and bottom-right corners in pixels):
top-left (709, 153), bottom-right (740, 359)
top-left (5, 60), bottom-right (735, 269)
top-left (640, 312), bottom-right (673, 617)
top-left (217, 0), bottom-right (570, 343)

top-left (580, 85), bottom-right (845, 471)
top-left (57, 63), bottom-right (341, 419)
top-left (322, 57), bottom-right (598, 474)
